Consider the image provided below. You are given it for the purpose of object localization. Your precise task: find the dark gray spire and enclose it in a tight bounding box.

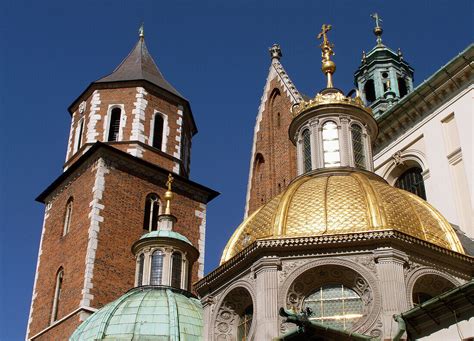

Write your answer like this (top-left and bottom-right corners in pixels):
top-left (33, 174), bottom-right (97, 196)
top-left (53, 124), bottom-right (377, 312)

top-left (95, 36), bottom-right (184, 99)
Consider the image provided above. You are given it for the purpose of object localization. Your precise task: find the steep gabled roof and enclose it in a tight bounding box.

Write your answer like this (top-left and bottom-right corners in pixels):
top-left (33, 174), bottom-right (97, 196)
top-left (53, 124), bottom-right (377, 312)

top-left (95, 36), bottom-right (184, 100)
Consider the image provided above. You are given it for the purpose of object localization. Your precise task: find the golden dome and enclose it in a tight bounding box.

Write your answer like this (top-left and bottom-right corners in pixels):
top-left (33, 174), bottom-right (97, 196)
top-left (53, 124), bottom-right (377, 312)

top-left (221, 169), bottom-right (464, 264)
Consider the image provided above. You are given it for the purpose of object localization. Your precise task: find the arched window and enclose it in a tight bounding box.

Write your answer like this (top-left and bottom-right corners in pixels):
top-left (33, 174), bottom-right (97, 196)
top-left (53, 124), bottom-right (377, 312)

top-left (171, 252), bottom-right (182, 288)
top-left (395, 167), bottom-right (426, 200)
top-left (398, 77), bottom-right (408, 98)
top-left (152, 114), bottom-right (164, 150)
top-left (150, 250), bottom-right (164, 285)
top-left (137, 253), bottom-right (145, 286)
top-left (303, 284), bottom-right (363, 330)
top-left (364, 79), bottom-right (376, 103)
top-left (143, 194), bottom-right (160, 231)
top-left (107, 107), bottom-right (121, 142)
top-left (322, 121), bottom-right (340, 167)
top-left (302, 129), bottom-right (312, 172)
top-left (412, 275), bottom-right (455, 306)
top-left (237, 305), bottom-right (253, 341)
top-left (63, 198), bottom-right (73, 236)
top-left (51, 268), bottom-right (64, 323)
top-left (351, 124), bottom-right (366, 169)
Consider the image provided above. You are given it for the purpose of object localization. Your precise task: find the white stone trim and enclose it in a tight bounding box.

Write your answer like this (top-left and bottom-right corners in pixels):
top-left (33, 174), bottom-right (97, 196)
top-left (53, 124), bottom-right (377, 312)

top-left (80, 158), bottom-right (109, 307)
top-left (26, 204), bottom-right (50, 340)
top-left (27, 306), bottom-right (97, 340)
top-left (126, 144), bottom-right (145, 158)
top-left (149, 110), bottom-right (169, 152)
top-left (244, 60), bottom-right (303, 217)
top-left (130, 87), bottom-right (148, 143)
top-left (72, 116), bottom-right (85, 155)
top-left (85, 91), bottom-right (101, 143)
top-left (196, 203), bottom-right (207, 278)
top-left (65, 112), bottom-right (76, 162)
top-left (103, 104), bottom-right (126, 142)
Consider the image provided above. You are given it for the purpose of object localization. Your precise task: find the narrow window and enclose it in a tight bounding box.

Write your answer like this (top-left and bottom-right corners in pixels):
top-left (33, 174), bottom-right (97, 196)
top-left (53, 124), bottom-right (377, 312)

top-left (364, 79), bottom-right (376, 103)
top-left (63, 198), bottom-right (73, 236)
top-left (322, 121), bottom-right (340, 167)
top-left (150, 250), bottom-right (164, 285)
top-left (276, 112), bottom-right (281, 128)
top-left (171, 252), bottom-right (182, 288)
top-left (152, 114), bottom-right (164, 150)
top-left (51, 269), bottom-right (64, 323)
top-left (302, 129), bottom-right (312, 172)
top-left (398, 77), bottom-right (408, 98)
top-left (74, 118), bottom-right (84, 153)
top-left (395, 167), bottom-right (427, 200)
top-left (107, 108), bottom-right (121, 142)
top-left (351, 124), bottom-right (366, 169)
top-left (237, 305), bottom-right (253, 341)
top-left (137, 254), bottom-right (145, 286)
top-left (143, 194), bottom-right (160, 231)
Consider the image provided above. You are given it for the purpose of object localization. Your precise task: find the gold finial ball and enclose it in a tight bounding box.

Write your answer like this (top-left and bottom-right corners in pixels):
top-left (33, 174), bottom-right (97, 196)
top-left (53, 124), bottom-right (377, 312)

top-left (373, 26), bottom-right (383, 37)
top-left (164, 190), bottom-right (174, 201)
top-left (322, 59), bottom-right (336, 74)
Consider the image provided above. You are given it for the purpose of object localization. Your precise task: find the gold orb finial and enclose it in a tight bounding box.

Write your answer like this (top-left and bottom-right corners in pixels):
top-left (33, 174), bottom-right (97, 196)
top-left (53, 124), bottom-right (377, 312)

top-left (317, 24), bottom-right (335, 88)
top-left (370, 13), bottom-right (383, 45)
top-left (164, 173), bottom-right (174, 214)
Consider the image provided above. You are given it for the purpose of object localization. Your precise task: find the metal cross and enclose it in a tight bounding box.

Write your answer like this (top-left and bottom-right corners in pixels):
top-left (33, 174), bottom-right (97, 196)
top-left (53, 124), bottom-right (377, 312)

top-left (371, 13), bottom-right (382, 28)
top-left (317, 24), bottom-right (332, 45)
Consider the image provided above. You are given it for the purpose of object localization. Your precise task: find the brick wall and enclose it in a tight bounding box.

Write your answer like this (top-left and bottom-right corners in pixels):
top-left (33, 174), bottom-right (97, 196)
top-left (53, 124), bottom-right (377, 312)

top-left (247, 78), bottom-right (297, 215)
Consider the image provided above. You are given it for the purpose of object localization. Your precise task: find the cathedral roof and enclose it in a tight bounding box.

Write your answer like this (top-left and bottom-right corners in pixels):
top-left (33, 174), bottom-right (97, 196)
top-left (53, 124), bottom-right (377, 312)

top-left (70, 286), bottom-right (203, 340)
top-left (95, 36), bottom-right (185, 100)
top-left (222, 168), bottom-right (464, 263)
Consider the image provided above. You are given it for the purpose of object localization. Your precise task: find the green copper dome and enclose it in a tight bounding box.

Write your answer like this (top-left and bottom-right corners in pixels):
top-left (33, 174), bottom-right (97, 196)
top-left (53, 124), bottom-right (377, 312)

top-left (70, 286), bottom-right (203, 340)
top-left (140, 230), bottom-right (192, 246)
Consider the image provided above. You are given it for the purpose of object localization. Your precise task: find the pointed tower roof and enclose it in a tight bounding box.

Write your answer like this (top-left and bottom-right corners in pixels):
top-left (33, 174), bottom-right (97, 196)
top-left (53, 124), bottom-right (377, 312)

top-left (95, 34), bottom-right (184, 99)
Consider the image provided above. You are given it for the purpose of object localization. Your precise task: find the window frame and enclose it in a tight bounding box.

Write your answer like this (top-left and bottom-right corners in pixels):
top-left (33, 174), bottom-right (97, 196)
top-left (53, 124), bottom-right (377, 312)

top-left (149, 111), bottom-right (168, 152)
top-left (105, 105), bottom-right (124, 142)
top-left (63, 197), bottom-right (74, 236)
top-left (50, 268), bottom-right (64, 324)
top-left (143, 193), bottom-right (161, 231)
top-left (350, 123), bottom-right (367, 169)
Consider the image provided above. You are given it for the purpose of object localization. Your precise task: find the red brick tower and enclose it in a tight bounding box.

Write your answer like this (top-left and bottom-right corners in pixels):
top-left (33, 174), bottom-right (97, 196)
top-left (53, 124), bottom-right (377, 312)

top-left (244, 44), bottom-right (303, 217)
top-left (26, 28), bottom-right (218, 340)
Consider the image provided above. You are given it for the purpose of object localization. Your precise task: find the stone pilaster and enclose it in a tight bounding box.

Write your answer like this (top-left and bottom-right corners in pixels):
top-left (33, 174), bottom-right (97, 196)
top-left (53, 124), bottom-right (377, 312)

top-left (374, 248), bottom-right (409, 340)
top-left (201, 295), bottom-right (214, 341)
top-left (339, 116), bottom-right (351, 167)
top-left (251, 257), bottom-right (281, 340)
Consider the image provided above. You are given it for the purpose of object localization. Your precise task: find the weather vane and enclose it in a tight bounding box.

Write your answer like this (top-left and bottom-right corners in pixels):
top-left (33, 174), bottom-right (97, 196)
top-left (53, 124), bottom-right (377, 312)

top-left (317, 24), bottom-right (336, 88)
top-left (370, 13), bottom-right (383, 45)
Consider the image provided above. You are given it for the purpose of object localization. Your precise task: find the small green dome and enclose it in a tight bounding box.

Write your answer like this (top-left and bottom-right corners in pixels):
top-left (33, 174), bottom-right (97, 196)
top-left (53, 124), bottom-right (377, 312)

top-left (70, 287), bottom-right (203, 340)
top-left (140, 230), bottom-right (192, 246)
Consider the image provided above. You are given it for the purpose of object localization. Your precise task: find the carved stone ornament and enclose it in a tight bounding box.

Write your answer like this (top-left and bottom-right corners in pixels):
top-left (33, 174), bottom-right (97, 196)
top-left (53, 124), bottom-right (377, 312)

top-left (392, 150), bottom-right (404, 165)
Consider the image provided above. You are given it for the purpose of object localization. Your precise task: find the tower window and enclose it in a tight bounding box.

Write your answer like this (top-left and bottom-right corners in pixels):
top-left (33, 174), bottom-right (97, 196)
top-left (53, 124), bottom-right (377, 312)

top-left (107, 108), bottom-right (121, 142)
top-left (74, 118), bottom-right (84, 153)
top-left (137, 254), bottom-right (145, 286)
top-left (302, 129), bottom-right (312, 172)
top-left (364, 79), bottom-right (376, 103)
top-left (171, 252), bottom-right (182, 288)
top-left (398, 77), bottom-right (408, 98)
top-left (395, 167), bottom-right (426, 200)
top-left (143, 194), bottom-right (160, 231)
top-left (51, 268), bottom-right (64, 323)
top-left (150, 250), bottom-right (164, 285)
top-left (152, 114), bottom-right (164, 150)
top-left (351, 124), bottom-right (366, 169)
top-left (63, 198), bottom-right (73, 236)
top-left (322, 121), bottom-right (340, 167)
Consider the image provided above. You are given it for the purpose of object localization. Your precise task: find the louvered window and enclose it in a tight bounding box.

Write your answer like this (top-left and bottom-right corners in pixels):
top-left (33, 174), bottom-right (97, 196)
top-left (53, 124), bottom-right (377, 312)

top-left (150, 250), bottom-right (164, 285)
top-left (107, 108), bottom-right (121, 142)
top-left (171, 252), bottom-right (182, 288)
top-left (302, 129), bottom-right (312, 172)
top-left (351, 125), bottom-right (366, 169)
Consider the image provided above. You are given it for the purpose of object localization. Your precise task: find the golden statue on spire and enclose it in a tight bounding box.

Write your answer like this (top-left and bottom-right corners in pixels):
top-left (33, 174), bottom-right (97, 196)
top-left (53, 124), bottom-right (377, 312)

top-left (164, 173), bottom-right (174, 215)
top-left (317, 24), bottom-right (336, 88)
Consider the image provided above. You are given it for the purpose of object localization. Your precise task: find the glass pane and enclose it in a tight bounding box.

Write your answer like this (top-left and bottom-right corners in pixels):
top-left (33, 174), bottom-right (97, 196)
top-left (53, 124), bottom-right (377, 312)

top-left (303, 130), bottom-right (312, 172)
top-left (351, 125), bottom-right (366, 169)
top-left (322, 122), bottom-right (340, 167)
top-left (150, 251), bottom-right (164, 285)
top-left (171, 252), bottom-right (182, 288)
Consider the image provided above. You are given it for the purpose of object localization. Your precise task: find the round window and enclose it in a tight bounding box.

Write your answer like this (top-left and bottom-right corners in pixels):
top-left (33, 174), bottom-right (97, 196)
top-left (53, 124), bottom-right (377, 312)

top-left (303, 284), bottom-right (363, 330)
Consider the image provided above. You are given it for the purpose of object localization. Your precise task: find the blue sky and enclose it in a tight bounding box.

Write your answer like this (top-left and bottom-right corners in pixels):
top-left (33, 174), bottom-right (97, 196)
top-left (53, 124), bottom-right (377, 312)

top-left (1, 0), bottom-right (472, 339)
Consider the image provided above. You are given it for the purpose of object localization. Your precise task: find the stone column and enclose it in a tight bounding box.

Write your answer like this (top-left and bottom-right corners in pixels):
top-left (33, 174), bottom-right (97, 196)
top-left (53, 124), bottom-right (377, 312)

top-left (251, 257), bottom-right (281, 340)
top-left (201, 295), bottom-right (214, 341)
top-left (309, 120), bottom-right (318, 171)
top-left (339, 116), bottom-right (351, 167)
top-left (374, 248), bottom-right (409, 340)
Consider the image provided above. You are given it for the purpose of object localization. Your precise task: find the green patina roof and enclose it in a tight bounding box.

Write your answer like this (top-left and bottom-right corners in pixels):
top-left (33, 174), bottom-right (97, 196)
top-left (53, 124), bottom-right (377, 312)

top-left (140, 230), bottom-right (192, 246)
top-left (70, 287), bottom-right (203, 340)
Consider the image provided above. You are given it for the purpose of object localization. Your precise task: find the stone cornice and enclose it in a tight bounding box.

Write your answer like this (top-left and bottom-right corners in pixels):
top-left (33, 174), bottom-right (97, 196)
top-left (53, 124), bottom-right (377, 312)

top-left (194, 230), bottom-right (473, 295)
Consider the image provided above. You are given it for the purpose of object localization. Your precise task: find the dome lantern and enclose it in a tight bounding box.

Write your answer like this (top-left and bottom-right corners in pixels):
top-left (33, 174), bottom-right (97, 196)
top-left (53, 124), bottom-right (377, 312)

top-left (289, 25), bottom-right (378, 175)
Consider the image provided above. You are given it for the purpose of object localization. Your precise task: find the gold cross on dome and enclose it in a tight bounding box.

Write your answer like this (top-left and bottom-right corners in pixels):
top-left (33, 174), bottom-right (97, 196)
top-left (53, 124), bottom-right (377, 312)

top-left (317, 24), bottom-right (332, 45)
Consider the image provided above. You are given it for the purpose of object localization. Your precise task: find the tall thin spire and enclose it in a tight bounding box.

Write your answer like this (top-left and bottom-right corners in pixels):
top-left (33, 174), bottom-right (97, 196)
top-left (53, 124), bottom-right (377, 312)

top-left (138, 23), bottom-right (144, 40)
top-left (317, 24), bottom-right (336, 88)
